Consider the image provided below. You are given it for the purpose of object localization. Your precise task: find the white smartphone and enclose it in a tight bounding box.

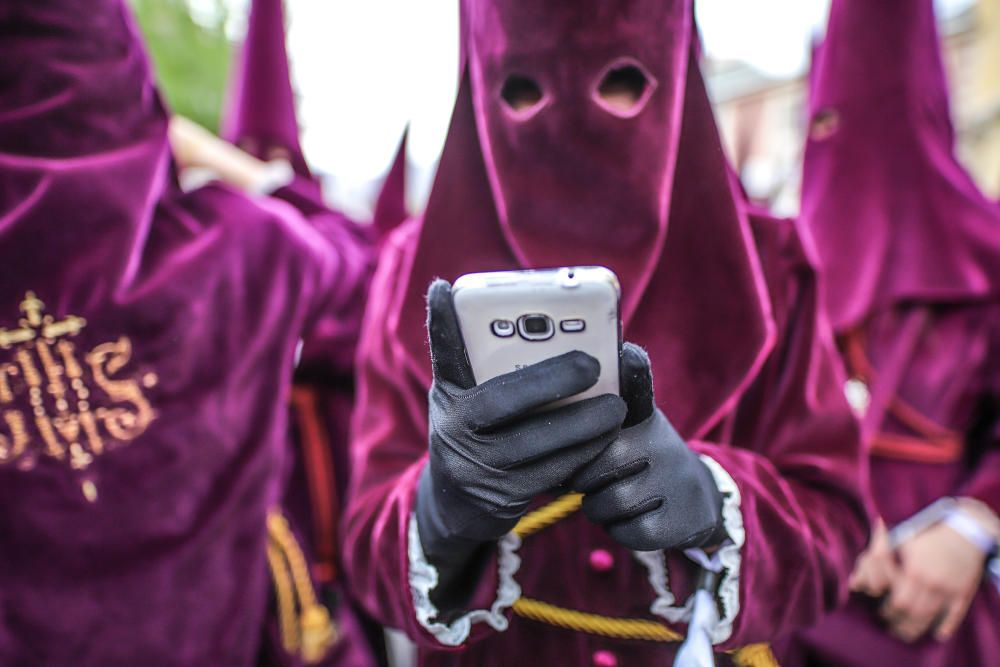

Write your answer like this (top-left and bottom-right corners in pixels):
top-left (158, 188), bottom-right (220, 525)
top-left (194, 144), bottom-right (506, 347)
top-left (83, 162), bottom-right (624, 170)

top-left (452, 267), bottom-right (621, 404)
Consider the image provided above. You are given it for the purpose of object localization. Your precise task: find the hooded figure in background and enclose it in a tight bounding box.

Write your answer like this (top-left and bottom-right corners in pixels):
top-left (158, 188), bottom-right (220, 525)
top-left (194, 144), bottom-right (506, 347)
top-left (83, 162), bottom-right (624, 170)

top-left (216, 1), bottom-right (381, 665)
top-left (0, 0), bottom-right (371, 664)
top-left (343, 0), bottom-right (869, 664)
top-left (221, 0), bottom-right (317, 188)
top-left (776, 1), bottom-right (1000, 665)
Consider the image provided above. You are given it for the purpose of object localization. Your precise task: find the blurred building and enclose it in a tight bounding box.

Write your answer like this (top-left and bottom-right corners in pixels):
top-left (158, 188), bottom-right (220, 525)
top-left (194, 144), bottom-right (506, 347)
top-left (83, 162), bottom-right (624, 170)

top-left (708, 0), bottom-right (1000, 215)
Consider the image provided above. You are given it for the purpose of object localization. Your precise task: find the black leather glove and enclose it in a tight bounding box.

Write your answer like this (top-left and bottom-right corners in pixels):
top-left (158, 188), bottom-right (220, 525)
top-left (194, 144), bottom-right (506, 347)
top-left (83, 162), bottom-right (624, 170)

top-left (416, 280), bottom-right (626, 611)
top-left (573, 343), bottom-right (726, 552)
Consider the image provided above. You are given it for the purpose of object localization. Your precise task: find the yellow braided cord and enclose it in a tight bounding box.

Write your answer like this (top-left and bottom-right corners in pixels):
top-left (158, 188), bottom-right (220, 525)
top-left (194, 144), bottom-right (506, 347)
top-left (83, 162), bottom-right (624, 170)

top-left (267, 510), bottom-right (338, 664)
top-left (732, 643), bottom-right (780, 667)
top-left (512, 597), bottom-right (684, 642)
top-left (265, 540), bottom-right (300, 654)
top-left (268, 512), bottom-right (320, 608)
top-left (513, 493), bottom-right (583, 538)
top-left (509, 496), bottom-right (780, 665)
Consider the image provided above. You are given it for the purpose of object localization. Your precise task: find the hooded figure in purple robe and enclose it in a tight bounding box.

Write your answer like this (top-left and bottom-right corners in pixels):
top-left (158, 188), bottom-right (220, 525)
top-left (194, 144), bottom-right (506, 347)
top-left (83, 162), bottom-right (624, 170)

top-left (775, 1), bottom-right (1000, 665)
top-left (218, 1), bottom-right (380, 665)
top-left (342, 1), bottom-right (869, 665)
top-left (0, 0), bottom-right (372, 664)
top-left (222, 0), bottom-right (314, 182)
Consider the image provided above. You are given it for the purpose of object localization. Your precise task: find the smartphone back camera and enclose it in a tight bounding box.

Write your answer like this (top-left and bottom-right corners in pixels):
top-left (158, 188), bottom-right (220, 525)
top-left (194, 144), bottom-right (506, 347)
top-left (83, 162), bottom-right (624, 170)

top-left (517, 314), bottom-right (554, 341)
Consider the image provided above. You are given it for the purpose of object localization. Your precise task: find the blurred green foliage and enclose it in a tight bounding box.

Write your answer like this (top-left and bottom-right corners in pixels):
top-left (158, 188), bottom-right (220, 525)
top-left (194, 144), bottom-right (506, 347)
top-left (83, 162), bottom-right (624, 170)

top-left (129, 0), bottom-right (234, 132)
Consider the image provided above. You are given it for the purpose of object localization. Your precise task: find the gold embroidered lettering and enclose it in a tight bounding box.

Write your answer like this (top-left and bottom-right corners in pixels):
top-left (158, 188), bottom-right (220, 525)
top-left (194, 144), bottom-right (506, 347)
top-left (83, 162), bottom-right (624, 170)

top-left (58, 340), bottom-right (104, 455)
top-left (86, 338), bottom-right (155, 443)
top-left (0, 294), bottom-right (158, 475)
top-left (0, 364), bottom-right (14, 404)
top-left (0, 410), bottom-right (28, 463)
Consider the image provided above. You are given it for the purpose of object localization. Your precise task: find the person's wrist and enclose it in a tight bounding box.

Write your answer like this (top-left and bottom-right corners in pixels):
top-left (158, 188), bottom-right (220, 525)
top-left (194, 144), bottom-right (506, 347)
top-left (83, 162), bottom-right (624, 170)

top-left (415, 463), bottom-right (510, 558)
top-left (955, 497), bottom-right (1000, 543)
top-left (945, 499), bottom-right (1000, 557)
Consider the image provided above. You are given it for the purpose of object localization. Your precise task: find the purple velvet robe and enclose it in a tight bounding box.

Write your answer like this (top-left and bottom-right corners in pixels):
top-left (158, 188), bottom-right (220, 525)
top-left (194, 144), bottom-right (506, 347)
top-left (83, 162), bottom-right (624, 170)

top-left (344, 209), bottom-right (867, 666)
top-left (0, 1), bottom-right (370, 664)
top-left (777, 306), bottom-right (1000, 667)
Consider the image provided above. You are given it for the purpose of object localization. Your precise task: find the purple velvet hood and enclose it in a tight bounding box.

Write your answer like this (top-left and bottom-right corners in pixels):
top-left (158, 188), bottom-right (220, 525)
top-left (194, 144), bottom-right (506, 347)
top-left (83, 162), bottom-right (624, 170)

top-left (394, 0), bottom-right (775, 438)
top-left (805, 0), bottom-right (1000, 330)
top-left (222, 0), bottom-right (313, 180)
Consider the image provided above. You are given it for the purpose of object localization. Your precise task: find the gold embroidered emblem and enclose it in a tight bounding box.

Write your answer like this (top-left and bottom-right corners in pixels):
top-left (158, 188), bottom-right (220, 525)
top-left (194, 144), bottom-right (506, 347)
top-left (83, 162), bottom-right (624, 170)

top-left (0, 292), bottom-right (157, 473)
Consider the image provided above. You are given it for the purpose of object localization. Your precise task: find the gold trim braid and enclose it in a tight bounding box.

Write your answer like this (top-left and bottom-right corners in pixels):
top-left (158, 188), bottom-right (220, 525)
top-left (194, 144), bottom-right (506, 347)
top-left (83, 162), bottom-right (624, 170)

top-left (512, 597), bottom-right (683, 642)
top-left (509, 495), bottom-right (779, 666)
top-left (512, 492), bottom-right (584, 538)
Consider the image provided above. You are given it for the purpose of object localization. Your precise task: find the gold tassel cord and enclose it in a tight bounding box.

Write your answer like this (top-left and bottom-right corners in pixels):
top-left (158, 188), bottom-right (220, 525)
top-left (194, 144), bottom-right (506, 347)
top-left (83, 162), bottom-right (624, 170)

top-left (265, 540), bottom-right (300, 654)
top-left (267, 510), bottom-right (339, 664)
top-left (509, 495), bottom-right (780, 667)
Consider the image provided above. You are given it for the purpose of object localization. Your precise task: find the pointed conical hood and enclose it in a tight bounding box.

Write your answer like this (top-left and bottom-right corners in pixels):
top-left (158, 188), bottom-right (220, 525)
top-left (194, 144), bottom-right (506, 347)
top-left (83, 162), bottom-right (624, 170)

top-left (392, 0), bottom-right (775, 439)
top-left (804, 0), bottom-right (1000, 329)
top-left (372, 129), bottom-right (410, 239)
top-left (222, 0), bottom-right (312, 179)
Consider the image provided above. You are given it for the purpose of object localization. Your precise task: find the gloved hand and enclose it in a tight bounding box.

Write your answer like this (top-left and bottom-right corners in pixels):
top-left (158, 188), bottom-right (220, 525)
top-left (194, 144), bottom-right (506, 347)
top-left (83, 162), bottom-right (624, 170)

top-left (416, 280), bottom-right (626, 609)
top-left (573, 343), bottom-right (726, 552)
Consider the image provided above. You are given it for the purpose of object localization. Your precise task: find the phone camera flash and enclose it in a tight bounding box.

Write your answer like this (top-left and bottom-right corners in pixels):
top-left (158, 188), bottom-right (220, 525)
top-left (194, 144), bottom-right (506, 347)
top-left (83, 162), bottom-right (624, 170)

top-left (560, 319), bottom-right (586, 333)
top-left (491, 319), bottom-right (516, 337)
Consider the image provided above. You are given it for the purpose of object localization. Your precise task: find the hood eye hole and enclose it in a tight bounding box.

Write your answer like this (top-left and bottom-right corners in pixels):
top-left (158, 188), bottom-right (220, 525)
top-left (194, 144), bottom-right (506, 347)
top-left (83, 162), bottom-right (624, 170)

top-left (810, 108), bottom-right (841, 141)
top-left (596, 64), bottom-right (650, 114)
top-left (500, 75), bottom-right (544, 114)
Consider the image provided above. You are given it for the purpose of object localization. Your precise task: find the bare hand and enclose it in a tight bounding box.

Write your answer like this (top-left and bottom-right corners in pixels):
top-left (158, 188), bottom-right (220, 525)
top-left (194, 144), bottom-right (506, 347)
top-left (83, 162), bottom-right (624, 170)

top-left (849, 518), bottom-right (897, 597)
top-left (879, 522), bottom-right (985, 642)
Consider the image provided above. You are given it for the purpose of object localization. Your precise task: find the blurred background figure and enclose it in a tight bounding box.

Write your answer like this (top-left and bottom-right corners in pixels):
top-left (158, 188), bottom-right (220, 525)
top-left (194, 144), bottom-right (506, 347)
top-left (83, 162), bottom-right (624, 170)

top-left (0, 0), bottom-right (374, 664)
top-left (176, 0), bottom-right (386, 665)
top-left (774, 0), bottom-right (1000, 665)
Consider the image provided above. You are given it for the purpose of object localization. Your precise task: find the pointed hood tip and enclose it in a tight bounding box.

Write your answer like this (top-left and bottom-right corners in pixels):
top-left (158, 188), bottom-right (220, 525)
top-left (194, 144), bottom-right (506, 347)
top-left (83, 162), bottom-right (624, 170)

top-left (222, 0), bottom-right (312, 179)
top-left (372, 127), bottom-right (411, 238)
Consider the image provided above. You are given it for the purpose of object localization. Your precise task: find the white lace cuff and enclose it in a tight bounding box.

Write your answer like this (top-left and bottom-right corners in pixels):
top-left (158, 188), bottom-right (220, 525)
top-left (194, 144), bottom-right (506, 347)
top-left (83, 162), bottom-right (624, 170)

top-left (635, 454), bottom-right (744, 644)
top-left (407, 515), bottom-right (522, 646)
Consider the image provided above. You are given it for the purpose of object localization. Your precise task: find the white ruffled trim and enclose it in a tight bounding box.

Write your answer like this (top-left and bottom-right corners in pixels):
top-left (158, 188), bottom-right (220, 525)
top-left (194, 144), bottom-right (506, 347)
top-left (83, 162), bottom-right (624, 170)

top-left (407, 515), bottom-right (522, 646)
top-left (636, 454), bottom-right (744, 644)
